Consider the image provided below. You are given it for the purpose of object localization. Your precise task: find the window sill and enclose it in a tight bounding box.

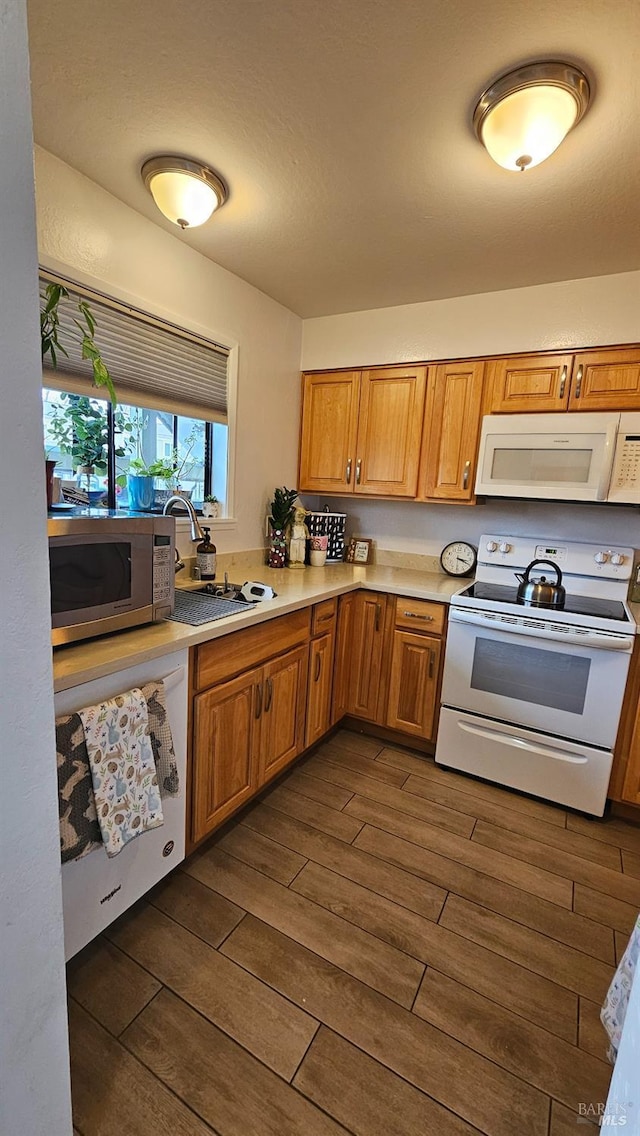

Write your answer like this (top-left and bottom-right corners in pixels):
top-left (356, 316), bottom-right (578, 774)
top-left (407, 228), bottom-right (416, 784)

top-left (174, 516), bottom-right (238, 531)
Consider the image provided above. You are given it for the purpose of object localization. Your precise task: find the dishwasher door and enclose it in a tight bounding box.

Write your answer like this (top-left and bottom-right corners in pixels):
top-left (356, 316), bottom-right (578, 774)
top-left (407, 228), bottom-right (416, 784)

top-left (55, 649), bottom-right (188, 959)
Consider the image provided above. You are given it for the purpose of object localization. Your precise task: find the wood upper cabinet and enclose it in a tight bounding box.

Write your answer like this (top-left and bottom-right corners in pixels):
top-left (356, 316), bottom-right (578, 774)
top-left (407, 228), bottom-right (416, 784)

top-left (332, 592), bottom-right (356, 723)
top-left (386, 631), bottom-right (442, 741)
top-left (347, 591), bottom-right (387, 721)
top-left (306, 633), bottom-right (334, 747)
top-left (299, 371), bottom-right (360, 493)
top-left (259, 644), bottom-right (308, 785)
top-left (192, 668), bottom-right (261, 842)
top-left (298, 365), bottom-right (427, 497)
top-left (419, 360), bottom-right (485, 502)
top-left (354, 366), bottom-right (427, 496)
top-left (487, 353), bottom-right (573, 413)
top-left (568, 348), bottom-right (640, 411)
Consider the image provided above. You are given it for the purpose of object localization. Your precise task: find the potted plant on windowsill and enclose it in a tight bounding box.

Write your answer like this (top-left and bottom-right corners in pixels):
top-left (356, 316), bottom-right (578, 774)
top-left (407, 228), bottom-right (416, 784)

top-left (126, 456), bottom-right (176, 511)
top-left (203, 494), bottom-right (220, 519)
top-left (48, 394), bottom-right (130, 504)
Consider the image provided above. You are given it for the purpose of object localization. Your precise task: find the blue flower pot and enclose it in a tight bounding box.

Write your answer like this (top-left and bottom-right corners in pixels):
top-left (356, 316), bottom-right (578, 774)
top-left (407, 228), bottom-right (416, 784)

top-left (128, 474), bottom-right (155, 512)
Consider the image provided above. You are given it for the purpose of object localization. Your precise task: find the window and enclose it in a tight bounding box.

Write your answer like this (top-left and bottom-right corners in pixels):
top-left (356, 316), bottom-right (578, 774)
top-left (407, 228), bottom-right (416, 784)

top-left (40, 274), bottom-right (232, 515)
top-left (44, 389), bottom-right (225, 512)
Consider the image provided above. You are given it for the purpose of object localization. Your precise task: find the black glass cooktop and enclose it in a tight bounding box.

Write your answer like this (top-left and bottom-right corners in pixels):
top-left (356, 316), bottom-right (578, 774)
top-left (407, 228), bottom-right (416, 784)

top-left (458, 582), bottom-right (629, 622)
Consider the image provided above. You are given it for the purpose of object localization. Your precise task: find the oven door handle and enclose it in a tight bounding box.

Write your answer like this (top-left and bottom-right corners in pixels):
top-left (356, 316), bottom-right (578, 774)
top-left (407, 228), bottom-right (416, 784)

top-left (449, 607), bottom-right (634, 652)
top-left (458, 720), bottom-right (589, 764)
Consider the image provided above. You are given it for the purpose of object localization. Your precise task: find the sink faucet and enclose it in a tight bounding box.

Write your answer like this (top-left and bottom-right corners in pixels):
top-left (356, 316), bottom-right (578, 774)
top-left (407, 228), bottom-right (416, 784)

top-left (162, 494), bottom-right (206, 542)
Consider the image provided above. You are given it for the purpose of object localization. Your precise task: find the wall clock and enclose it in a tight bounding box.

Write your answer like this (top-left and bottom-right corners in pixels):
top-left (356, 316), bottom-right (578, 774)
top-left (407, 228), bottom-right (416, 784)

top-left (440, 541), bottom-right (477, 577)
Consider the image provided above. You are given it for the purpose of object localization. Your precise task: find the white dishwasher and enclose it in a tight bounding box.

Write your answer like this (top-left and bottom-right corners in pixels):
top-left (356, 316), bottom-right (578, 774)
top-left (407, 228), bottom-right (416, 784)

top-left (55, 648), bottom-right (189, 960)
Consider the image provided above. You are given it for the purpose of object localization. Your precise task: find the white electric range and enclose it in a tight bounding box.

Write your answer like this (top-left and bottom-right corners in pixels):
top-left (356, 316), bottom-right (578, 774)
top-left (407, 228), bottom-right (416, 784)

top-left (436, 534), bottom-right (637, 815)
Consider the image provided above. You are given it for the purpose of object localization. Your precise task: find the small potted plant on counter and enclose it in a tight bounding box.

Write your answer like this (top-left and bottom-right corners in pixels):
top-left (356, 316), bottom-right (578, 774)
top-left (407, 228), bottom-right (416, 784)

top-left (267, 486), bottom-right (298, 568)
top-left (203, 494), bottom-right (220, 519)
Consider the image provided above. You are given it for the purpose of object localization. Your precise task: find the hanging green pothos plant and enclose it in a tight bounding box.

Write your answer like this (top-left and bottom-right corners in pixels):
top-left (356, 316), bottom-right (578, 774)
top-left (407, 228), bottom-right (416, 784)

top-left (40, 282), bottom-right (117, 405)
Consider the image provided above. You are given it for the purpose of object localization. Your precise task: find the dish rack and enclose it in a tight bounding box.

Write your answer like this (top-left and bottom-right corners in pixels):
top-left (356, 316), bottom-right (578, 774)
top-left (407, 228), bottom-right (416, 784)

top-left (306, 509), bottom-right (347, 563)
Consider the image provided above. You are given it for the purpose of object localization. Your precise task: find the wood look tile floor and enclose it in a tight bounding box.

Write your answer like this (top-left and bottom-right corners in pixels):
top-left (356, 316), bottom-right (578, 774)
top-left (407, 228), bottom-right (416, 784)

top-left (67, 730), bottom-right (640, 1136)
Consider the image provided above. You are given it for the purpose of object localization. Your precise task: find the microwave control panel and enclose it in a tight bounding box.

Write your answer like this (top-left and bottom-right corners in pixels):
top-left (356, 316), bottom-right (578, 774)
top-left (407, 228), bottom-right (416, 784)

top-left (153, 535), bottom-right (173, 603)
top-left (609, 412), bottom-right (640, 504)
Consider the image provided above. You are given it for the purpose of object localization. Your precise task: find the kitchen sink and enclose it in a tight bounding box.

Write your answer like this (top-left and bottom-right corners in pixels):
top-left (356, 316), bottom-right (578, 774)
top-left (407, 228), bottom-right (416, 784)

top-left (168, 587), bottom-right (256, 626)
top-left (195, 581), bottom-right (246, 601)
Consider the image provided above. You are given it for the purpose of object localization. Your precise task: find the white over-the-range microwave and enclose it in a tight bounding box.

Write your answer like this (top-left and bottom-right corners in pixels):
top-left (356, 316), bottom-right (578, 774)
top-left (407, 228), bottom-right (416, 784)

top-left (475, 411), bottom-right (640, 503)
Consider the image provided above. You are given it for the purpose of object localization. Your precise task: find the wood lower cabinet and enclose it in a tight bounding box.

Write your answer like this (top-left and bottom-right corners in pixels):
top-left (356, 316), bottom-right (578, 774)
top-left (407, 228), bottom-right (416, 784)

top-left (191, 632), bottom-right (308, 843)
top-left (487, 353), bottom-right (573, 413)
top-left (419, 360), bottom-right (485, 502)
top-left (569, 348), bottom-right (640, 411)
top-left (332, 592), bottom-right (356, 722)
top-left (192, 668), bottom-right (261, 842)
top-left (259, 645), bottom-right (308, 784)
top-left (306, 633), bottom-right (334, 746)
top-left (347, 592), bottom-right (388, 721)
top-left (386, 631), bottom-right (442, 740)
top-left (299, 370), bottom-right (360, 493)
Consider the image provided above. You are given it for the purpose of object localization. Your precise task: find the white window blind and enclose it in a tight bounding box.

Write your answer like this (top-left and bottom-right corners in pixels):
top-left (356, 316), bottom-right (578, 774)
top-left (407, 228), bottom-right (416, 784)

top-left (40, 275), bottom-right (229, 423)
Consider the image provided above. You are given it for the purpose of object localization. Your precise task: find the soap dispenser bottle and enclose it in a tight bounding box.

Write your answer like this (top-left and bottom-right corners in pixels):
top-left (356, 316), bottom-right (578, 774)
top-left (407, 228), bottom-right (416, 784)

top-left (196, 527), bottom-right (217, 580)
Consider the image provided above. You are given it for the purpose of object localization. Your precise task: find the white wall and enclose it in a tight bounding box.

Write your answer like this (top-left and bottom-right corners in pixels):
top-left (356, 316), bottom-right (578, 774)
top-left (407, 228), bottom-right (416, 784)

top-left (35, 146), bottom-right (303, 553)
top-left (0, 6), bottom-right (72, 1135)
top-left (318, 496), bottom-right (640, 561)
top-left (303, 271), bottom-right (640, 554)
top-left (302, 270), bottom-right (640, 371)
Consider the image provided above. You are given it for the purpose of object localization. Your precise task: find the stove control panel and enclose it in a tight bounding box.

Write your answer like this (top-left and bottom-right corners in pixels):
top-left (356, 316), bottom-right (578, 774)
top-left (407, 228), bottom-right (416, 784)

top-left (478, 535), bottom-right (633, 583)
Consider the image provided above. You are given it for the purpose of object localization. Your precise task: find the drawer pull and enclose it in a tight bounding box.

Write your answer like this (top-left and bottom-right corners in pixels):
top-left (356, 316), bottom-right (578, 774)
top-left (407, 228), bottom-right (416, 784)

top-left (314, 653), bottom-right (322, 682)
top-left (559, 364), bottom-right (567, 398)
top-left (255, 682), bottom-right (263, 719)
top-left (346, 457), bottom-right (352, 484)
top-left (462, 460), bottom-right (471, 490)
top-left (375, 602), bottom-right (382, 632)
top-left (316, 612), bottom-right (334, 623)
top-left (402, 610), bottom-right (434, 621)
top-left (265, 676), bottom-right (273, 712)
top-left (575, 364), bottom-right (583, 398)
top-left (355, 458), bottom-right (362, 485)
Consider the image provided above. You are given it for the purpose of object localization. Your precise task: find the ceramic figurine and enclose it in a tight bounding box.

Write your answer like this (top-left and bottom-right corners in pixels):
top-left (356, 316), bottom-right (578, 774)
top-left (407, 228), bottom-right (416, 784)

top-left (287, 506), bottom-right (309, 568)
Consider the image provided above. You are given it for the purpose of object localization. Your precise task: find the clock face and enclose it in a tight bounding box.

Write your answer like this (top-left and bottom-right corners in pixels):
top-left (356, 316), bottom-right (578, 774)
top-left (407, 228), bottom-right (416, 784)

top-left (440, 541), bottom-right (477, 577)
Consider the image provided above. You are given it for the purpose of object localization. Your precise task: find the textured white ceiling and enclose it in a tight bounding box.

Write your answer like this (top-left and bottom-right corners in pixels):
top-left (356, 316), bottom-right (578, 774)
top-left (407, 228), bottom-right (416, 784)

top-left (26, 0), bottom-right (640, 318)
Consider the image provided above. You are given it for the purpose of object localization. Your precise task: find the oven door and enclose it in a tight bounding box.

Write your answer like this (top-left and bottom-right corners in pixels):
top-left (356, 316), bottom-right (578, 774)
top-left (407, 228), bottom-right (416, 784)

top-left (442, 608), bottom-right (633, 749)
top-left (50, 532), bottom-right (153, 642)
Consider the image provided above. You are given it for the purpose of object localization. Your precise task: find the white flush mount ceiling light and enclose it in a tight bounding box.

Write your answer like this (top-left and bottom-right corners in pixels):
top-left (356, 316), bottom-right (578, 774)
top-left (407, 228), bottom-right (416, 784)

top-left (141, 156), bottom-right (227, 229)
top-left (473, 62), bottom-right (591, 172)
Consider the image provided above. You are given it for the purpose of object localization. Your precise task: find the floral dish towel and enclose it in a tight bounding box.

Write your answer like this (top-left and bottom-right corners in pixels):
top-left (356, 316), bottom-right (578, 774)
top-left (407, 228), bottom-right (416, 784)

top-left (601, 913), bottom-right (640, 1063)
top-left (79, 687), bottom-right (163, 858)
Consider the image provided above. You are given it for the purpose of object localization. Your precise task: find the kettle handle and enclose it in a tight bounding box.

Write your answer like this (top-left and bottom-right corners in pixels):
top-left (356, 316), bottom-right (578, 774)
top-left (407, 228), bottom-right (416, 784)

top-left (522, 559), bottom-right (563, 586)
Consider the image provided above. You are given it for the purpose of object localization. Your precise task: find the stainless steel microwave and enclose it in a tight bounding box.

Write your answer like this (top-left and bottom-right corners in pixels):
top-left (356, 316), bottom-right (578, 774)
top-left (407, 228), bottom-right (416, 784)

top-left (48, 514), bottom-right (175, 646)
top-left (475, 411), bottom-right (640, 503)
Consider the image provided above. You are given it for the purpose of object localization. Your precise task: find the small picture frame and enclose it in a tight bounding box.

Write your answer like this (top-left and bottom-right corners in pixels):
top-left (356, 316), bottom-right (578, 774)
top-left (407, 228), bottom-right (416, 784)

top-left (345, 537), bottom-right (373, 564)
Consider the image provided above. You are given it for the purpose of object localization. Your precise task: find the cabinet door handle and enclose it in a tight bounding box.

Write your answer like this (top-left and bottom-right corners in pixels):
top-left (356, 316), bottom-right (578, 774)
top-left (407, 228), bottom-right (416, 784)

top-left (402, 610), bottom-right (434, 621)
top-left (462, 460), bottom-right (471, 490)
top-left (428, 649), bottom-right (435, 679)
top-left (255, 682), bottom-right (263, 719)
top-left (265, 676), bottom-right (273, 712)
top-left (559, 364), bottom-right (567, 398)
top-left (375, 602), bottom-right (382, 632)
top-left (355, 458), bottom-right (362, 485)
top-left (314, 652), bottom-right (322, 682)
top-left (575, 364), bottom-right (583, 398)
top-left (345, 458), bottom-right (352, 484)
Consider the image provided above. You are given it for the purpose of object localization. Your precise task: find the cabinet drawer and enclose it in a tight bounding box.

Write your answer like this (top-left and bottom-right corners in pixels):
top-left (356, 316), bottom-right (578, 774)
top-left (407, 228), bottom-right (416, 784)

top-left (195, 608), bottom-right (311, 691)
top-left (312, 598), bottom-right (337, 636)
top-left (394, 596), bottom-right (445, 635)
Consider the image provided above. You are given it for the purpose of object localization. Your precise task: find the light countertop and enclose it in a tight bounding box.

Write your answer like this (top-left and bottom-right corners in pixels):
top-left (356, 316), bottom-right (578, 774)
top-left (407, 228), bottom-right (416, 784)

top-left (52, 564), bottom-right (464, 692)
